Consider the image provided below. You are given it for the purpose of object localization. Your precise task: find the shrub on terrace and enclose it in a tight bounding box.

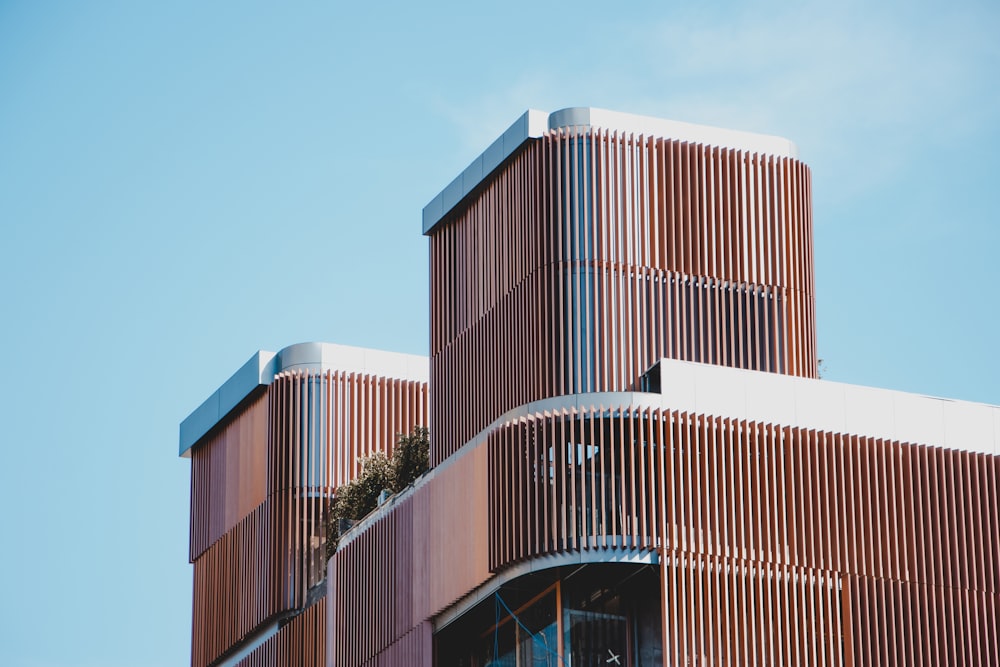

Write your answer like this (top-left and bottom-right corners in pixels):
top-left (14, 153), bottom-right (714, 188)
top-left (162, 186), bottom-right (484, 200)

top-left (325, 426), bottom-right (429, 560)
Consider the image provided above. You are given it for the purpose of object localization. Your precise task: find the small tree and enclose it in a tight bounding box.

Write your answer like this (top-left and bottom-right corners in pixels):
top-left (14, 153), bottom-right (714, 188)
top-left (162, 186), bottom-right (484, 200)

top-left (325, 426), bottom-right (430, 559)
top-left (332, 452), bottom-right (392, 524)
top-left (390, 426), bottom-right (429, 493)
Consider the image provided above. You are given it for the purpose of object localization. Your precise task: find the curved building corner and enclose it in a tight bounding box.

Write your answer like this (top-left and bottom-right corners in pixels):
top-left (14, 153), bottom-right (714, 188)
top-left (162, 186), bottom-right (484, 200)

top-left (180, 109), bottom-right (1000, 667)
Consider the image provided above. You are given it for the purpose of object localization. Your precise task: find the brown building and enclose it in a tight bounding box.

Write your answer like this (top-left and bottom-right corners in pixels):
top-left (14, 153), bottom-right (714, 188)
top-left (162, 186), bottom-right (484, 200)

top-left (182, 109), bottom-right (1000, 666)
top-left (179, 343), bottom-right (428, 666)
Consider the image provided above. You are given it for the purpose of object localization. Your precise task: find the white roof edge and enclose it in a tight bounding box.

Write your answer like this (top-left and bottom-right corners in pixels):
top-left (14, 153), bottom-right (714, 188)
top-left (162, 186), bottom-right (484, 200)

top-left (178, 350), bottom-right (278, 458)
top-left (178, 342), bottom-right (429, 457)
top-left (549, 107), bottom-right (799, 159)
top-left (651, 357), bottom-right (998, 456)
top-left (421, 107), bottom-right (800, 235)
top-left (464, 359), bottom-right (998, 457)
top-left (422, 109), bottom-right (547, 235)
top-left (274, 342), bottom-right (429, 383)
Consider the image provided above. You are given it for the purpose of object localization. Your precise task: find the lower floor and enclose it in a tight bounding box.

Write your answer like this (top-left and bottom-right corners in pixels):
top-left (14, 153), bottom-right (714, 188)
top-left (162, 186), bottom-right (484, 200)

top-left (436, 563), bottom-right (661, 667)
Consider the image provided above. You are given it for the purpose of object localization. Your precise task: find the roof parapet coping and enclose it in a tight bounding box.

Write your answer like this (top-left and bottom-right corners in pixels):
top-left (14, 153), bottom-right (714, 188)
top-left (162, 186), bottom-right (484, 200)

top-left (421, 106), bottom-right (799, 235)
top-left (178, 342), bottom-right (429, 457)
top-left (422, 109), bottom-right (547, 235)
top-left (652, 358), bottom-right (1000, 457)
top-left (178, 350), bottom-right (278, 458)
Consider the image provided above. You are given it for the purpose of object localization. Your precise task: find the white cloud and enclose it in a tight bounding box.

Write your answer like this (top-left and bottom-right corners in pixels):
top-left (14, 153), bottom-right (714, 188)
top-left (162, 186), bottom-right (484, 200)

top-left (632, 2), bottom-right (999, 196)
top-left (436, 1), bottom-right (999, 205)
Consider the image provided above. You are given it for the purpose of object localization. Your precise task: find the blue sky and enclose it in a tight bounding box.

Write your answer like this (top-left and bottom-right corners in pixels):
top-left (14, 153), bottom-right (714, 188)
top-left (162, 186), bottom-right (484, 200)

top-left (1, 1), bottom-right (997, 665)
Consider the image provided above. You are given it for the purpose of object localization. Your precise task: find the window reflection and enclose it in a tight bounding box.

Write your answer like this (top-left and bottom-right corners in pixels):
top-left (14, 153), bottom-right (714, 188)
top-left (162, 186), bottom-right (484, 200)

top-left (436, 564), bottom-right (661, 667)
top-left (480, 589), bottom-right (559, 667)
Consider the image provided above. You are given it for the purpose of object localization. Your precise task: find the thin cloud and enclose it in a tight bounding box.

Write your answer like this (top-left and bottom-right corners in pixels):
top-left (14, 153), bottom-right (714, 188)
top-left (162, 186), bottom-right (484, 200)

top-left (436, 1), bottom-right (998, 207)
top-left (634, 3), bottom-right (999, 195)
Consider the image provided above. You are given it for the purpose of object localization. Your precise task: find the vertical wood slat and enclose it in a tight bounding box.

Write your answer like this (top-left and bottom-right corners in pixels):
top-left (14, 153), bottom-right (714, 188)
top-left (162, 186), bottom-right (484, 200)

top-left (190, 113), bottom-right (999, 667)
top-left (233, 597), bottom-right (327, 667)
top-left (469, 406), bottom-right (1000, 667)
top-left (485, 406), bottom-right (998, 592)
top-left (429, 129), bottom-right (817, 464)
top-left (188, 369), bottom-right (427, 667)
top-left (318, 408), bottom-right (984, 665)
top-left (189, 392), bottom-right (269, 561)
top-left (329, 445), bottom-right (489, 667)
top-left (328, 400), bottom-right (996, 666)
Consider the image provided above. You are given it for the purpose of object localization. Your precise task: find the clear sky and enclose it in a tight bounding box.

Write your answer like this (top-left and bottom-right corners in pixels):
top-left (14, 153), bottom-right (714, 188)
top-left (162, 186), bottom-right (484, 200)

top-left (0, 1), bottom-right (997, 665)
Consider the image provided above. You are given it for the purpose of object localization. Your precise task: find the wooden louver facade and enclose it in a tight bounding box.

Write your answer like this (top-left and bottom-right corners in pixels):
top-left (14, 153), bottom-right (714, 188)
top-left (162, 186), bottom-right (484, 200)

top-left (429, 127), bottom-right (816, 464)
top-left (323, 113), bottom-right (998, 667)
top-left (188, 367), bottom-right (427, 667)
top-left (330, 399), bottom-right (999, 666)
top-left (183, 108), bottom-right (1000, 667)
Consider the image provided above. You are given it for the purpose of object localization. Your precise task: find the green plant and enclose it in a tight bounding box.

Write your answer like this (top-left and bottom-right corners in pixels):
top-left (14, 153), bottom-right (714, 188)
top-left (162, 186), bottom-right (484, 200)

top-left (325, 426), bottom-right (430, 560)
top-left (390, 425), bottom-right (429, 492)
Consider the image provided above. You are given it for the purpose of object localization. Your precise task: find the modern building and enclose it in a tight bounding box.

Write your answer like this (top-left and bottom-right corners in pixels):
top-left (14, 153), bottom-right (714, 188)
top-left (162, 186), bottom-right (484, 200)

top-left (180, 343), bottom-right (428, 667)
top-left (181, 108), bottom-right (1000, 666)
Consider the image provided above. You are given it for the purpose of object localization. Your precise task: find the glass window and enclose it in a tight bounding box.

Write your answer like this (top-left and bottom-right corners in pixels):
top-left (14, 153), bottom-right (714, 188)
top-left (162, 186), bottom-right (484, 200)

top-left (435, 564), bottom-right (661, 667)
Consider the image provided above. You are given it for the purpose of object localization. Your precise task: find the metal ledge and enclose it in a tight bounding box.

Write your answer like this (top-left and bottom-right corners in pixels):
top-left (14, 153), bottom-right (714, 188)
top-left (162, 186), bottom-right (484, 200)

top-left (421, 107), bottom-right (800, 235)
top-left (179, 342), bottom-right (429, 457)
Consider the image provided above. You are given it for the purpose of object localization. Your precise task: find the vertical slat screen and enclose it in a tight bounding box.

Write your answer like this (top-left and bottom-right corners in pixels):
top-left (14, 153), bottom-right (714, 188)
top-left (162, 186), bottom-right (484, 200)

top-left (329, 402), bottom-right (998, 666)
top-left (187, 112), bottom-right (999, 667)
top-left (329, 446), bottom-right (489, 667)
top-left (190, 503), bottom-right (274, 667)
top-left (429, 129), bottom-right (816, 463)
top-left (189, 391), bottom-right (269, 561)
top-left (233, 597), bottom-right (326, 667)
top-left (659, 552), bottom-right (845, 667)
top-left (188, 370), bottom-right (427, 667)
top-left (485, 409), bottom-right (999, 589)
top-left (480, 407), bottom-right (999, 666)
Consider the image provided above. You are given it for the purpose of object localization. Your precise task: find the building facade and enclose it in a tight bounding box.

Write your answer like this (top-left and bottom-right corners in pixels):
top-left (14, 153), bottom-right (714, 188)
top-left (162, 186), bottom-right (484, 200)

top-left (180, 343), bottom-right (428, 666)
top-left (182, 109), bottom-right (1000, 666)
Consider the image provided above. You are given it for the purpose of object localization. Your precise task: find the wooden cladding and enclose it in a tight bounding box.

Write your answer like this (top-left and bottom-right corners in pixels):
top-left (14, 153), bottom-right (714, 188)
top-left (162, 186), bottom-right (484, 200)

top-left (487, 406), bottom-right (999, 665)
top-left (329, 447), bottom-right (489, 667)
top-left (234, 598), bottom-right (327, 667)
top-left (191, 496), bottom-right (324, 667)
top-left (431, 263), bottom-right (809, 464)
top-left (429, 129), bottom-right (815, 462)
top-left (430, 130), bottom-right (814, 344)
top-left (266, 370), bottom-right (429, 609)
top-left (268, 370), bottom-right (429, 495)
top-left (845, 574), bottom-right (999, 666)
top-left (329, 399), bottom-right (998, 665)
top-left (660, 552), bottom-right (845, 666)
top-left (189, 391), bottom-right (269, 561)
top-left (367, 623), bottom-right (433, 667)
top-left (188, 369), bottom-right (427, 667)
top-left (488, 408), bottom-right (999, 589)
top-left (191, 503), bottom-right (276, 667)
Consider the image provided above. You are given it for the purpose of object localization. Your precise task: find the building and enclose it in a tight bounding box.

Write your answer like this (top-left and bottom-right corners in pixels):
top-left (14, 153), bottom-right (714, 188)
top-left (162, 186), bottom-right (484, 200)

top-left (181, 108), bottom-right (1000, 666)
top-left (179, 343), bottom-right (428, 667)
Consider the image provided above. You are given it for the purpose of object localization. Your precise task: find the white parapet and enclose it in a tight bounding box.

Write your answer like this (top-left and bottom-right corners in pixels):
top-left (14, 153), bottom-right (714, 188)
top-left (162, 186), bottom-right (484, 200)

top-left (422, 107), bottom-right (799, 234)
top-left (179, 342), bottom-right (429, 456)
